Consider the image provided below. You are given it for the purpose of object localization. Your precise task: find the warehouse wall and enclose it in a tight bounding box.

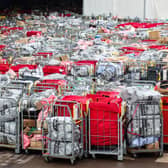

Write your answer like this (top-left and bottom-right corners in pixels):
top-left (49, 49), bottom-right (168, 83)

top-left (83, 0), bottom-right (114, 16)
top-left (83, 0), bottom-right (168, 19)
top-left (146, 0), bottom-right (168, 19)
top-left (115, 0), bottom-right (144, 18)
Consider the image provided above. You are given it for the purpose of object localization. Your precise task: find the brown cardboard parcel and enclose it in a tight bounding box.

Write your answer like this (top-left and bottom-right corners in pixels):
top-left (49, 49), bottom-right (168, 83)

top-left (149, 30), bottom-right (161, 40)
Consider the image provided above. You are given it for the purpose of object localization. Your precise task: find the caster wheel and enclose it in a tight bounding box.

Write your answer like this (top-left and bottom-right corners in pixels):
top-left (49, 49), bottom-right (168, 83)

top-left (84, 153), bottom-right (88, 158)
top-left (79, 155), bottom-right (83, 160)
top-left (70, 159), bottom-right (75, 165)
top-left (117, 155), bottom-right (123, 161)
top-left (132, 154), bottom-right (137, 158)
top-left (44, 157), bottom-right (51, 163)
top-left (160, 152), bottom-right (164, 157)
top-left (155, 152), bottom-right (163, 157)
top-left (155, 153), bottom-right (159, 157)
top-left (25, 150), bottom-right (29, 154)
top-left (92, 154), bottom-right (96, 159)
top-left (15, 149), bottom-right (20, 154)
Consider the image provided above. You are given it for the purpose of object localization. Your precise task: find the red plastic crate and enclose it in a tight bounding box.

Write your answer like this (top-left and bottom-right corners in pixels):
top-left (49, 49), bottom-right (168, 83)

top-left (89, 102), bottom-right (122, 146)
top-left (0, 64), bottom-right (10, 74)
top-left (26, 31), bottom-right (42, 37)
top-left (11, 64), bottom-right (37, 72)
top-left (43, 65), bottom-right (67, 76)
top-left (162, 96), bottom-right (168, 144)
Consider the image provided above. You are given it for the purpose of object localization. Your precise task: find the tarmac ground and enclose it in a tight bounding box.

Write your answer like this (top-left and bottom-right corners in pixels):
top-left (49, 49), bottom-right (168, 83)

top-left (0, 149), bottom-right (168, 168)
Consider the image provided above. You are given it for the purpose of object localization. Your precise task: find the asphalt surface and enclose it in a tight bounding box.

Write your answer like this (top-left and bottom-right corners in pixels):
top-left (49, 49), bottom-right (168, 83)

top-left (0, 150), bottom-right (168, 168)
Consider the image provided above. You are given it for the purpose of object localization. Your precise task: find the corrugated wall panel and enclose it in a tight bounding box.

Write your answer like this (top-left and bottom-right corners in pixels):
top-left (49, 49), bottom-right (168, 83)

top-left (83, 0), bottom-right (168, 19)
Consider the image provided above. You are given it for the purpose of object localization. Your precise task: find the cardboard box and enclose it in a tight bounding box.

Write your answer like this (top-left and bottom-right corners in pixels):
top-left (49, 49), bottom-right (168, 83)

top-left (149, 31), bottom-right (161, 40)
top-left (16, 21), bottom-right (25, 27)
top-left (60, 55), bottom-right (69, 61)
top-left (32, 130), bottom-right (48, 134)
top-left (35, 101), bottom-right (43, 110)
top-left (55, 56), bottom-right (61, 61)
top-left (98, 29), bottom-right (104, 33)
top-left (24, 119), bottom-right (36, 128)
top-left (24, 16), bottom-right (32, 20)
top-left (15, 38), bottom-right (29, 44)
top-left (0, 16), bottom-right (6, 20)
top-left (158, 37), bottom-right (168, 44)
top-left (0, 34), bottom-right (7, 39)
top-left (146, 141), bottom-right (159, 150)
top-left (37, 120), bottom-right (48, 130)
top-left (23, 127), bottom-right (31, 134)
top-left (30, 139), bottom-right (42, 148)
top-left (53, 55), bottom-right (69, 61)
